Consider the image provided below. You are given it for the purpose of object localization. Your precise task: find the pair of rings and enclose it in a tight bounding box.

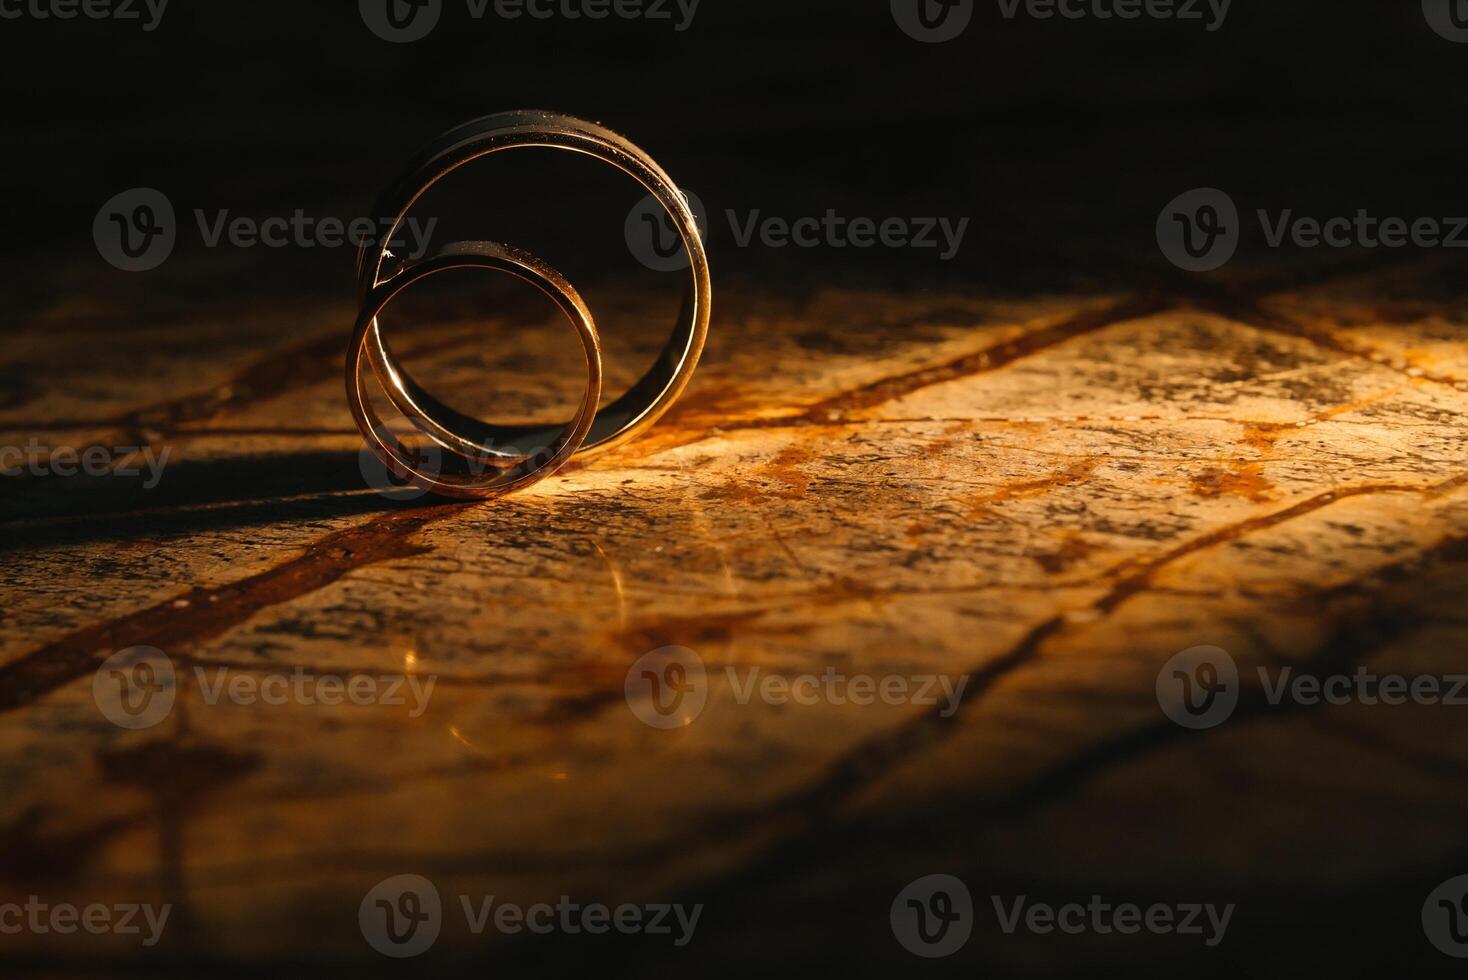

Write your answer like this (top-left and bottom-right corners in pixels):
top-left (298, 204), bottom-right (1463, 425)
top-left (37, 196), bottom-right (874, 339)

top-left (346, 110), bottom-right (712, 498)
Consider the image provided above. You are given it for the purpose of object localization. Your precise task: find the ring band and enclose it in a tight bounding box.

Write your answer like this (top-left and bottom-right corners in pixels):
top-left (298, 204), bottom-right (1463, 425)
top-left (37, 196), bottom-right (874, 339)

top-left (355, 110), bottom-right (711, 461)
top-left (346, 241), bottom-right (603, 499)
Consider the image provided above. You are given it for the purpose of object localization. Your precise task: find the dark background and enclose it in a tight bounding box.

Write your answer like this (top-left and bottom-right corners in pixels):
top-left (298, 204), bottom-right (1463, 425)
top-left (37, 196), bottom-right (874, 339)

top-left (3, 2), bottom-right (1467, 977)
top-left (2, 0), bottom-right (1465, 313)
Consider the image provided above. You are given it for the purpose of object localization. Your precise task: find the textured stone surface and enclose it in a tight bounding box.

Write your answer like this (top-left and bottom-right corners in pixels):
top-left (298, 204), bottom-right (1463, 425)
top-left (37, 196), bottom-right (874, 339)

top-left (2, 253), bottom-right (1467, 975)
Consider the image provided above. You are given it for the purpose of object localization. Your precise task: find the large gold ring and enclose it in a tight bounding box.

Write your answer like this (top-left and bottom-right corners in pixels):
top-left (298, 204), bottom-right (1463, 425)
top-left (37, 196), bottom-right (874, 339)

top-left (352, 110), bottom-right (711, 470)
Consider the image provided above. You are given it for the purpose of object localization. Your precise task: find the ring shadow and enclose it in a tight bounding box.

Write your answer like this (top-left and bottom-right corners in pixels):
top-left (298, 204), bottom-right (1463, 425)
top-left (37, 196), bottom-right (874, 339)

top-left (0, 450), bottom-right (441, 555)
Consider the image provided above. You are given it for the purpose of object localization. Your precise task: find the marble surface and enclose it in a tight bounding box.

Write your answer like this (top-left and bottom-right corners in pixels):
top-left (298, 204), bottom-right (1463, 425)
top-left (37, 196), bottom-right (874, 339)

top-left (3, 252), bottom-right (1468, 976)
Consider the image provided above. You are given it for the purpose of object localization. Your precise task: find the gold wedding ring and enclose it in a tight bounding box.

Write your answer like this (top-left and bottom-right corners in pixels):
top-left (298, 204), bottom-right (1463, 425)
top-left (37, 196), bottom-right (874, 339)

top-left (346, 111), bottom-right (712, 499)
top-left (347, 241), bottom-right (602, 499)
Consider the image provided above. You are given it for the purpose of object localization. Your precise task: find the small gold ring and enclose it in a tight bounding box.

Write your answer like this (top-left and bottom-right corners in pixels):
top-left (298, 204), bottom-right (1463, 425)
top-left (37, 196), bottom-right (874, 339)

top-left (346, 241), bottom-right (602, 500)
